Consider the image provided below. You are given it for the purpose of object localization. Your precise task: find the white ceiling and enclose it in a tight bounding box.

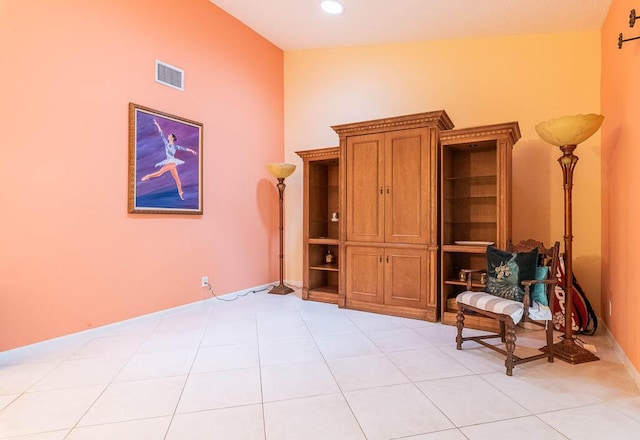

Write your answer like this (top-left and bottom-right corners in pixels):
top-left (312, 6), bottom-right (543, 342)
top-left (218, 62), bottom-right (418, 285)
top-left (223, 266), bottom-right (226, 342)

top-left (209, 0), bottom-right (611, 51)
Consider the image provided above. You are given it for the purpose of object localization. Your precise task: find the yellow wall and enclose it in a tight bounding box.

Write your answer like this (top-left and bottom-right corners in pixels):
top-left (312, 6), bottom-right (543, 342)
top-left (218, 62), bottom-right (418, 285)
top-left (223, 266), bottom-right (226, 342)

top-left (0, 0), bottom-right (284, 351)
top-left (284, 31), bottom-right (603, 314)
top-left (601, 0), bottom-right (640, 371)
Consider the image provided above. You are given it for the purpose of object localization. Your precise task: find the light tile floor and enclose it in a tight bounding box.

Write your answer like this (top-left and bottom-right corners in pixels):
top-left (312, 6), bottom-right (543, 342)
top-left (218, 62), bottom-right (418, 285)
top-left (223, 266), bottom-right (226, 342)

top-left (1, 289), bottom-right (639, 439)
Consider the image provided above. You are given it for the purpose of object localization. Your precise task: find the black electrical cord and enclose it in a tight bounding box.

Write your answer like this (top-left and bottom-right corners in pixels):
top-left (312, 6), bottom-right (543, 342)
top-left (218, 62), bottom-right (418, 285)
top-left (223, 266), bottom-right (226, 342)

top-left (204, 282), bottom-right (274, 301)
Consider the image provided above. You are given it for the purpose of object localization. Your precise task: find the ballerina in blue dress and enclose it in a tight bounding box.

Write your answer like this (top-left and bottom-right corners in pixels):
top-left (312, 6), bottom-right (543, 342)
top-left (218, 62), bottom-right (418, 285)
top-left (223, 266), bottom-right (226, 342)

top-left (141, 119), bottom-right (197, 200)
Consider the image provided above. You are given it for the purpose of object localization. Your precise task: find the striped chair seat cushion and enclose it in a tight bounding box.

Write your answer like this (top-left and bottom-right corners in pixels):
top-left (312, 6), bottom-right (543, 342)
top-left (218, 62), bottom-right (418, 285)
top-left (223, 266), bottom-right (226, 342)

top-left (456, 291), bottom-right (552, 324)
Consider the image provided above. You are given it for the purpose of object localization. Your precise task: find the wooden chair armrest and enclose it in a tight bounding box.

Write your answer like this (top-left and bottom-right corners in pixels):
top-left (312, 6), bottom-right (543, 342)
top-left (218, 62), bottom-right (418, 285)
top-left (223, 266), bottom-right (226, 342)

top-left (521, 279), bottom-right (557, 287)
top-left (521, 279), bottom-right (557, 321)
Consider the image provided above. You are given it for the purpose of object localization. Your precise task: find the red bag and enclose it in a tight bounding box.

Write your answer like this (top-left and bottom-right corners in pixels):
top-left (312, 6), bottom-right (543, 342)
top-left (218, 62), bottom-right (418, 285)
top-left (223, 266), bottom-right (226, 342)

top-left (552, 254), bottom-right (597, 335)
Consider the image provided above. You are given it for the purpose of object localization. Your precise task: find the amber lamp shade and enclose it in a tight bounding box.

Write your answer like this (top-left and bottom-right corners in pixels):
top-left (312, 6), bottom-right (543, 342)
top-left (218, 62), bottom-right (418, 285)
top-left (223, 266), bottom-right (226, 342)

top-left (535, 114), bottom-right (604, 147)
top-left (266, 162), bottom-right (296, 295)
top-left (266, 163), bottom-right (296, 179)
top-left (535, 113), bottom-right (603, 365)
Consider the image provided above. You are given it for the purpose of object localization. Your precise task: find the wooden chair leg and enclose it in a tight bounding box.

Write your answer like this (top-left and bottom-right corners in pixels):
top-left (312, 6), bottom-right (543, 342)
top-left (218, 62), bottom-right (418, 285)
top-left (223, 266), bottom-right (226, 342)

top-left (456, 309), bottom-right (465, 350)
top-left (545, 321), bottom-right (554, 363)
top-left (505, 322), bottom-right (516, 376)
top-left (499, 321), bottom-right (506, 342)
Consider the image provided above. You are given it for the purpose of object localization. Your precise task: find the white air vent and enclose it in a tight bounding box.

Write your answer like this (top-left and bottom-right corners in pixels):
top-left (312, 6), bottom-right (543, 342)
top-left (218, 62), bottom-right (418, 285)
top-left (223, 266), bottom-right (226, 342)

top-left (155, 60), bottom-right (184, 91)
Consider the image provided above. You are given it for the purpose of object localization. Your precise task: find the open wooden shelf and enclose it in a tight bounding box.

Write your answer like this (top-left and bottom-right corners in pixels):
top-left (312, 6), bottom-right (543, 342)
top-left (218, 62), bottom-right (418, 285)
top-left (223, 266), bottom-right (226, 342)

top-left (439, 122), bottom-right (520, 330)
top-left (297, 147), bottom-right (341, 305)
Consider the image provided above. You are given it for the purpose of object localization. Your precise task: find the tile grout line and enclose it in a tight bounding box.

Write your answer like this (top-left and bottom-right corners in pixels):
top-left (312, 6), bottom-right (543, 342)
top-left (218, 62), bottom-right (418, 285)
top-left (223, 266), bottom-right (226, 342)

top-left (161, 301), bottom-right (217, 440)
top-left (256, 304), bottom-right (268, 440)
top-left (297, 300), bottom-right (371, 440)
top-left (61, 314), bottom-right (167, 440)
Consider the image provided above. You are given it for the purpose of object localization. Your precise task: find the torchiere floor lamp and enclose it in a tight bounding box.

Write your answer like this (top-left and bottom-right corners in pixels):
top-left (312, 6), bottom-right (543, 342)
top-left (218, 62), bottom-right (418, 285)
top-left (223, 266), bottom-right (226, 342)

top-left (266, 162), bottom-right (296, 295)
top-left (535, 113), bottom-right (603, 364)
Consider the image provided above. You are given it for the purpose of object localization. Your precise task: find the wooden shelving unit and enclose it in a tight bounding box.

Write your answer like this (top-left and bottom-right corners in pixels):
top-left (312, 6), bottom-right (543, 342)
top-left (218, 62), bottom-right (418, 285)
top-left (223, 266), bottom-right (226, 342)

top-left (296, 147), bottom-right (340, 304)
top-left (296, 117), bottom-right (520, 329)
top-left (439, 122), bottom-right (520, 331)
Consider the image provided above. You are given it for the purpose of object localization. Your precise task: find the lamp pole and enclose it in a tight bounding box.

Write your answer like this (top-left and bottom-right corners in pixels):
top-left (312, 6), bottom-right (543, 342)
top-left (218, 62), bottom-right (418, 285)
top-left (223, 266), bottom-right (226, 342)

top-left (535, 114), bottom-right (603, 364)
top-left (549, 144), bottom-right (599, 363)
top-left (269, 177), bottom-right (294, 295)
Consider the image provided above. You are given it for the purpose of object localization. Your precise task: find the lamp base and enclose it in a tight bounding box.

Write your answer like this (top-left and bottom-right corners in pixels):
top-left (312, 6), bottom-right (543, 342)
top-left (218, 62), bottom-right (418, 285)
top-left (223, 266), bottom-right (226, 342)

top-left (541, 337), bottom-right (599, 364)
top-left (269, 283), bottom-right (294, 295)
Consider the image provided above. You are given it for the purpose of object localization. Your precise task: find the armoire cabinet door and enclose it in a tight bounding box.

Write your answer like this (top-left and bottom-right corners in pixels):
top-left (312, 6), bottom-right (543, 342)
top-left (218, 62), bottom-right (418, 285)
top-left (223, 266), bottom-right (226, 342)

top-left (383, 247), bottom-right (429, 308)
top-left (384, 128), bottom-right (432, 245)
top-left (345, 246), bottom-right (384, 303)
top-left (346, 134), bottom-right (385, 242)
top-left (346, 128), bottom-right (433, 245)
top-left (334, 111), bottom-right (454, 321)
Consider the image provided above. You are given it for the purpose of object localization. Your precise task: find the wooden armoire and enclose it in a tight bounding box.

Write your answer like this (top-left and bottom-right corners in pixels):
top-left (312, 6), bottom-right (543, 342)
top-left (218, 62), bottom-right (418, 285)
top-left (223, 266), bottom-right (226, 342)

top-left (297, 111), bottom-right (519, 325)
top-left (332, 111), bottom-right (454, 321)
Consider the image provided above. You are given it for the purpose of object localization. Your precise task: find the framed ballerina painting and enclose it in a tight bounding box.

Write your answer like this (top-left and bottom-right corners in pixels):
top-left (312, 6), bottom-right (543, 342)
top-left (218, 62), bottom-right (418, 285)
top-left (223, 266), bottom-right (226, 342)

top-left (128, 103), bottom-right (203, 214)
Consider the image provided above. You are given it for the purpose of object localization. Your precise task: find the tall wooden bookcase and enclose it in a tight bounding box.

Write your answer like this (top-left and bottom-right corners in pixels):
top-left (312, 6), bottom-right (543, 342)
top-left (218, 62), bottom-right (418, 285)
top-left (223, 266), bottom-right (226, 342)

top-left (332, 111), bottom-right (454, 321)
top-left (439, 122), bottom-right (521, 330)
top-left (296, 147), bottom-right (341, 304)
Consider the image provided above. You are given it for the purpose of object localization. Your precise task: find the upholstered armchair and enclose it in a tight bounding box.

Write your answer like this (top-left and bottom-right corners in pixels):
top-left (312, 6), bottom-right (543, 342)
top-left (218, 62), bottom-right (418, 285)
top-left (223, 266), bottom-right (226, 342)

top-left (455, 239), bottom-right (560, 376)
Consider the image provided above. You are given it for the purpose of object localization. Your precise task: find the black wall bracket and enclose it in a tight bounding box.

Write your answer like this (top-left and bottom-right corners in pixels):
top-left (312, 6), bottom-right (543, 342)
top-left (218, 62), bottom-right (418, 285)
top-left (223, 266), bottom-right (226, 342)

top-left (619, 9), bottom-right (640, 48)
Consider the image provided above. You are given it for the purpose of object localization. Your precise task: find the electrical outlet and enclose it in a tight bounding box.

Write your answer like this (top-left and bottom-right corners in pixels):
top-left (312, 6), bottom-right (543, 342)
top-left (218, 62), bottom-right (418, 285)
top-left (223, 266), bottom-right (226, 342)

top-left (201, 276), bottom-right (208, 287)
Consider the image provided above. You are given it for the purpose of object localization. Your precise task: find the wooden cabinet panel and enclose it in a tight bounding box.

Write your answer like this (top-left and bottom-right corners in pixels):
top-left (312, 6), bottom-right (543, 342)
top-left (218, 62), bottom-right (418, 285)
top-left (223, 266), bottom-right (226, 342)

top-left (385, 128), bottom-right (431, 244)
top-left (346, 128), bottom-right (433, 245)
top-left (334, 111), bottom-right (453, 321)
top-left (346, 134), bottom-right (385, 242)
top-left (346, 246), bottom-right (384, 304)
top-left (384, 248), bottom-right (428, 308)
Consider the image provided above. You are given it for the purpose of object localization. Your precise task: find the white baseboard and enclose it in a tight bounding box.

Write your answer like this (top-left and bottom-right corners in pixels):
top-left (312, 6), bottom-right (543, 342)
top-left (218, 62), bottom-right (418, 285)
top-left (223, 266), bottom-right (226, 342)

top-left (284, 279), bottom-right (303, 290)
top-left (3, 282), bottom-right (283, 355)
top-left (210, 282), bottom-right (277, 300)
top-left (601, 321), bottom-right (640, 389)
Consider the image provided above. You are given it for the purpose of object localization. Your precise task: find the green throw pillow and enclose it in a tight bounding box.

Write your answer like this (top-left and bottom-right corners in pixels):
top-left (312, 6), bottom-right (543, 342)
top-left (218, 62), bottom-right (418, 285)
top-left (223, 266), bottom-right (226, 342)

top-left (531, 266), bottom-right (549, 306)
top-left (485, 246), bottom-right (538, 302)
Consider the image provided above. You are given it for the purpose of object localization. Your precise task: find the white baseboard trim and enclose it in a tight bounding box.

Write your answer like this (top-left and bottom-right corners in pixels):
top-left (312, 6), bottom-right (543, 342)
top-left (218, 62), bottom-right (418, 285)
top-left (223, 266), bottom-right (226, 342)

top-left (3, 282), bottom-right (285, 355)
top-left (601, 321), bottom-right (640, 389)
top-left (210, 282), bottom-right (275, 300)
top-left (284, 279), bottom-right (303, 290)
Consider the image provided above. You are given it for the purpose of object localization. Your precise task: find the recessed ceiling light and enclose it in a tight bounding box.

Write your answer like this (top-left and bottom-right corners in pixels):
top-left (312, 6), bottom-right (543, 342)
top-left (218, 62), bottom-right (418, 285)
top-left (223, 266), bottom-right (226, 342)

top-left (321, 1), bottom-right (344, 15)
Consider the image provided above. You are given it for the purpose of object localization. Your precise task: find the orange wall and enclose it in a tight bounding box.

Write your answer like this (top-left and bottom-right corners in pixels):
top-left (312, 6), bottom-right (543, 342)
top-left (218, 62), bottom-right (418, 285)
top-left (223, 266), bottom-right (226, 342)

top-left (602, 1), bottom-right (640, 371)
top-left (0, 0), bottom-right (284, 351)
top-left (284, 32), bottom-right (603, 316)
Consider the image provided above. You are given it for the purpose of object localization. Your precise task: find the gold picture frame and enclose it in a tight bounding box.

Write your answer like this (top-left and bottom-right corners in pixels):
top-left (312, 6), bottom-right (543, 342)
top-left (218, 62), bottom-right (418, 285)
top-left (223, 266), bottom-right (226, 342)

top-left (128, 103), bottom-right (203, 214)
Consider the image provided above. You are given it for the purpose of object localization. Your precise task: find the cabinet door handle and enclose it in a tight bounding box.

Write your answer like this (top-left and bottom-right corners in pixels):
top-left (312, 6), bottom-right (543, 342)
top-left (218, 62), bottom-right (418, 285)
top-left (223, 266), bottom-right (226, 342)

top-left (380, 187), bottom-right (383, 195)
top-left (386, 186), bottom-right (390, 194)
top-left (379, 255), bottom-right (383, 263)
top-left (386, 255), bottom-right (389, 263)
